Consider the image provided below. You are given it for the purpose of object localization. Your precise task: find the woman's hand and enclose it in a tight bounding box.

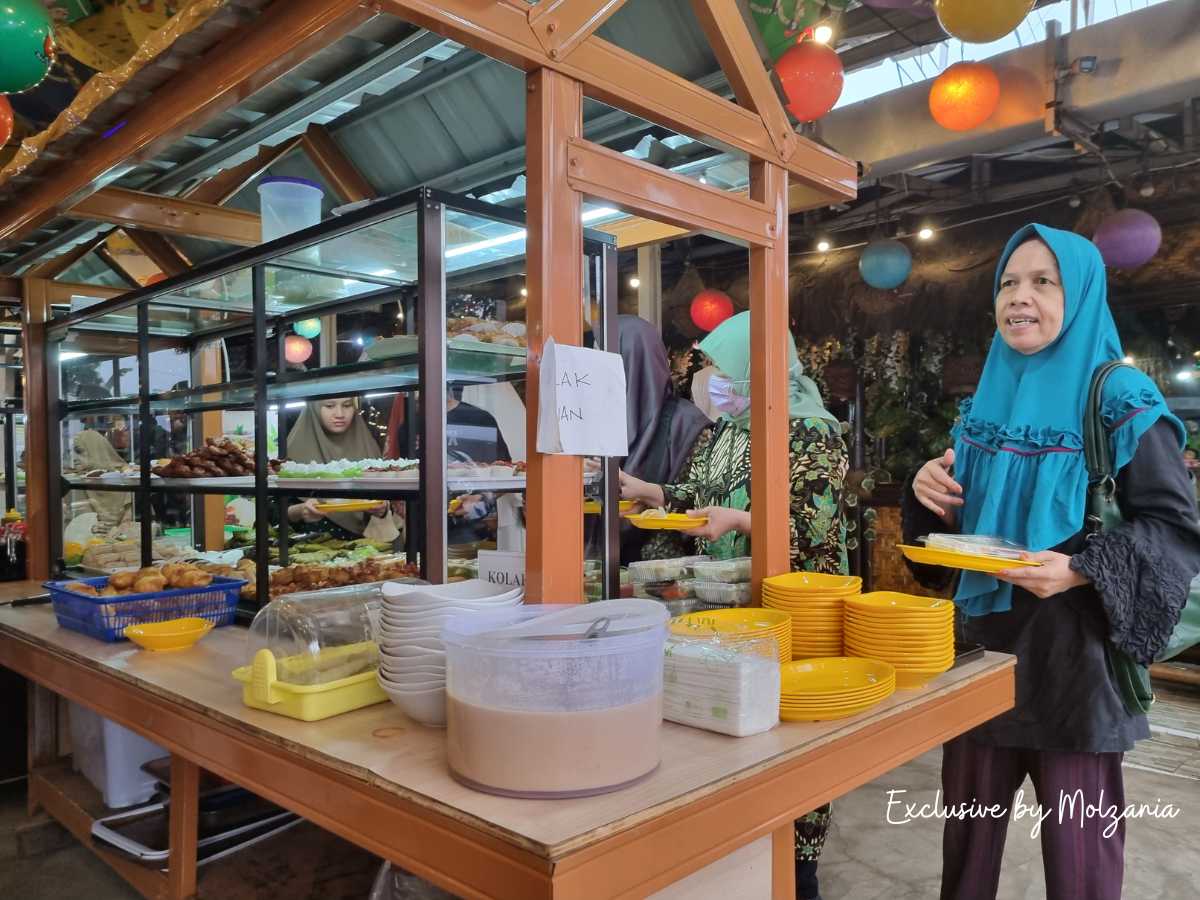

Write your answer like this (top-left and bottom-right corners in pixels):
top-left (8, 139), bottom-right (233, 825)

top-left (684, 506), bottom-right (751, 541)
top-left (994, 551), bottom-right (1089, 599)
top-left (619, 470), bottom-right (665, 509)
top-left (913, 448), bottom-right (963, 525)
top-left (289, 499), bottom-right (325, 524)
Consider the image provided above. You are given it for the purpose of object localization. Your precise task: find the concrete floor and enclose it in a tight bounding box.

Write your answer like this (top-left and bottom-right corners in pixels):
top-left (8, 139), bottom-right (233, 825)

top-left (3, 685), bottom-right (1199, 899)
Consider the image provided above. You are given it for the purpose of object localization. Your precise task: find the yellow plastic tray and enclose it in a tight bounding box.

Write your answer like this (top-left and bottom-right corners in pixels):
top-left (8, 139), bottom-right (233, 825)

top-left (898, 545), bottom-right (1040, 575)
top-left (314, 500), bottom-right (382, 513)
top-left (626, 512), bottom-right (708, 531)
top-left (231, 642), bottom-right (388, 722)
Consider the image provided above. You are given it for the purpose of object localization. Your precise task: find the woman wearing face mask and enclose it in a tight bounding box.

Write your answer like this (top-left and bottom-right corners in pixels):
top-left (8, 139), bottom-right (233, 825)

top-left (286, 398), bottom-right (389, 537)
top-left (905, 224), bottom-right (1200, 900)
top-left (620, 311), bottom-right (848, 899)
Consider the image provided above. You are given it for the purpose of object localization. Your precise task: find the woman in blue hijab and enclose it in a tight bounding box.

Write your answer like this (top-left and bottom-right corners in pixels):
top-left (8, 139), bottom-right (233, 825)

top-left (906, 224), bottom-right (1200, 900)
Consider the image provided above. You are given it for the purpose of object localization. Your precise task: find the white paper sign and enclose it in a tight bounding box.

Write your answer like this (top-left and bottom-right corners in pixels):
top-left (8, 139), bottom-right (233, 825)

top-left (477, 550), bottom-right (525, 590)
top-left (535, 338), bottom-right (629, 456)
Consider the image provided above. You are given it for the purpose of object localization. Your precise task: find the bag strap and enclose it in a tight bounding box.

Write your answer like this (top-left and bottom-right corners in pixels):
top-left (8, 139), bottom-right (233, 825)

top-left (1084, 361), bottom-right (1128, 483)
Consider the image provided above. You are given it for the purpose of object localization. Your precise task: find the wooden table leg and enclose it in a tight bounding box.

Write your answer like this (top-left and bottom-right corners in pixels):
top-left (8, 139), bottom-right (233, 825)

top-left (27, 682), bottom-right (58, 816)
top-left (772, 822), bottom-right (795, 900)
top-left (168, 755), bottom-right (200, 900)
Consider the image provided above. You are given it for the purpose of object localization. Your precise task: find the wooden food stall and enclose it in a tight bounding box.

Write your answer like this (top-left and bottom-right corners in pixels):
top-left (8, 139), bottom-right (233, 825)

top-left (0, 2), bottom-right (1015, 898)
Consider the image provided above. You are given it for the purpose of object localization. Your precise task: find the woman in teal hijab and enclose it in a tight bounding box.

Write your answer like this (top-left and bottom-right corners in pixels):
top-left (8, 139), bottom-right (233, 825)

top-left (906, 224), bottom-right (1200, 900)
top-left (620, 311), bottom-right (848, 899)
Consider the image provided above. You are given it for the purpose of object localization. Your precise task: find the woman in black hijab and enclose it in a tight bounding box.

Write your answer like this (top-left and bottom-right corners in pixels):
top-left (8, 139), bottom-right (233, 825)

top-left (617, 315), bottom-right (711, 562)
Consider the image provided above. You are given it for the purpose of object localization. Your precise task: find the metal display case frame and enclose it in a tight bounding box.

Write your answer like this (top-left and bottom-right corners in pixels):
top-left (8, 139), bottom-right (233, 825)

top-left (46, 187), bottom-right (619, 611)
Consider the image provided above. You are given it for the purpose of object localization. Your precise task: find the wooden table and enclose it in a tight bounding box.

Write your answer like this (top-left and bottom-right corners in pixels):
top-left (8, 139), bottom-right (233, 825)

top-left (0, 600), bottom-right (1015, 900)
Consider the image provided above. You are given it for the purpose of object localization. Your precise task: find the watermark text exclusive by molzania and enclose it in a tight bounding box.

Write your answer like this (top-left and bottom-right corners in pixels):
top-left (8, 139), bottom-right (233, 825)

top-left (884, 789), bottom-right (1180, 839)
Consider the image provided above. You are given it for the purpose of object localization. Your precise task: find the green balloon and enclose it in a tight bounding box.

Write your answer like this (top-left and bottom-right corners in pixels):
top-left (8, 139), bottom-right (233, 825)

top-left (750, 0), bottom-right (853, 62)
top-left (0, 0), bottom-right (54, 95)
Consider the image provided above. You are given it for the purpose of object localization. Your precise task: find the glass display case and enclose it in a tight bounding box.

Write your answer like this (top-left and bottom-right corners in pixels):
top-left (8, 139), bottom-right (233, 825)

top-left (46, 188), bottom-right (619, 615)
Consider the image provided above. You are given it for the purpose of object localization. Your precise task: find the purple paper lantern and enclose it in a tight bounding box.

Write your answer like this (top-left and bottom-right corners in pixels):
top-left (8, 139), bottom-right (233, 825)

top-left (1092, 209), bottom-right (1162, 270)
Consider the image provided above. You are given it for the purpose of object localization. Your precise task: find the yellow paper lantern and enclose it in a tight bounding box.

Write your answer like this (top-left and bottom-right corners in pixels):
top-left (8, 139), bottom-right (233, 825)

top-left (928, 62), bottom-right (1001, 132)
top-left (934, 0), bottom-right (1034, 44)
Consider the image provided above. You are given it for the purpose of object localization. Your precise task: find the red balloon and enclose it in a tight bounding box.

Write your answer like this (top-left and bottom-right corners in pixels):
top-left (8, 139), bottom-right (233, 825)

top-left (0, 97), bottom-right (13, 149)
top-left (690, 289), bottom-right (735, 332)
top-left (775, 40), bottom-right (844, 122)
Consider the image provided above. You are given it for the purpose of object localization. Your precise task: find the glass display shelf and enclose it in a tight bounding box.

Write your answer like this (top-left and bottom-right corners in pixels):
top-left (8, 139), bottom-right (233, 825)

top-left (61, 344), bottom-right (528, 415)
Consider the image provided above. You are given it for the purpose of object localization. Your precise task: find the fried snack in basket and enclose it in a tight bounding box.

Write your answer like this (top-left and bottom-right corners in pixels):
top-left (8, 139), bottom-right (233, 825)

top-left (63, 582), bottom-right (99, 597)
top-left (133, 575), bottom-right (168, 593)
top-left (109, 571), bottom-right (138, 591)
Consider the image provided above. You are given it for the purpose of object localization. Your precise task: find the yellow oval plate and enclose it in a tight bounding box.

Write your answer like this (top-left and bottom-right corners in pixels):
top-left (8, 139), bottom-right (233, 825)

top-left (898, 545), bottom-right (1040, 575)
top-left (763, 572), bottom-right (863, 594)
top-left (124, 618), bottom-right (214, 652)
top-left (780, 657), bottom-right (895, 695)
top-left (846, 592), bottom-right (955, 614)
top-left (314, 500), bottom-right (382, 513)
top-left (627, 512), bottom-right (708, 531)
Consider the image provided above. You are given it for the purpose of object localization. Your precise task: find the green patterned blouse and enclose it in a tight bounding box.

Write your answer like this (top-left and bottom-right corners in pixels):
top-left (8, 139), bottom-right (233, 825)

top-left (652, 417), bottom-right (849, 575)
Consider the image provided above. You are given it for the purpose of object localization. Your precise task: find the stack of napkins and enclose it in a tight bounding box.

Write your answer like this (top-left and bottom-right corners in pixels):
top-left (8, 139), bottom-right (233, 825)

top-left (663, 637), bottom-right (780, 737)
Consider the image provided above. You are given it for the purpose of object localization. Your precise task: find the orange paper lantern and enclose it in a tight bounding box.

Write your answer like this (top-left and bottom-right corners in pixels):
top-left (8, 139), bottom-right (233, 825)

top-left (284, 334), bottom-right (313, 364)
top-left (690, 289), bottom-right (735, 332)
top-left (929, 62), bottom-right (1000, 132)
top-left (0, 97), bottom-right (12, 148)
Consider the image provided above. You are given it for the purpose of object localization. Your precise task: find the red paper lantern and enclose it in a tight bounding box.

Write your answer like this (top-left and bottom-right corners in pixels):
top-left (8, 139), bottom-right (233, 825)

top-left (0, 97), bottom-right (13, 149)
top-left (284, 334), bottom-right (313, 364)
top-left (690, 289), bottom-right (734, 333)
top-left (775, 40), bottom-right (844, 122)
top-left (929, 62), bottom-right (1000, 132)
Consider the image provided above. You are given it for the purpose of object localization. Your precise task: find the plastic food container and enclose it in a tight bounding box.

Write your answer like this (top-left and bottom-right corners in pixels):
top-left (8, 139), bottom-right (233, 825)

top-left (924, 533), bottom-right (1027, 560)
top-left (689, 557), bottom-right (752, 584)
top-left (442, 599), bottom-right (669, 798)
top-left (633, 580), bottom-right (696, 601)
top-left (232, 582), bottom-right (422, 721)
top-left (688, 580), bottom-right (753, 607)
top-left (627, 556), bottom-right (711, 584)
top-left (257, 176), bottom-right (323, 241)
top-left (68, 702), bottom-right (166, 808)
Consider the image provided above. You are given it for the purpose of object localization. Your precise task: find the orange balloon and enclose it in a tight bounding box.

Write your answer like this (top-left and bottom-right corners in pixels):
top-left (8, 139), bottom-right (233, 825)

top-left (0, 96), bottom-right (13, 148)
top-left (928, 62), bottom-right (1000, 132)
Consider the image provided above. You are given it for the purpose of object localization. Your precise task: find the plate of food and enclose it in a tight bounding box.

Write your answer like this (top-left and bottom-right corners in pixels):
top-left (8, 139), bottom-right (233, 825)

top-left (626, 510), bottom-right (709, 531)
top-left (897, 544), bottom-right (1041, 575)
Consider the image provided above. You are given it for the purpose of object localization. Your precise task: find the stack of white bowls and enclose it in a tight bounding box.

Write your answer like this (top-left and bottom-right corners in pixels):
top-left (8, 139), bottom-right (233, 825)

top-left (376, 579), bottom-right (523, 726)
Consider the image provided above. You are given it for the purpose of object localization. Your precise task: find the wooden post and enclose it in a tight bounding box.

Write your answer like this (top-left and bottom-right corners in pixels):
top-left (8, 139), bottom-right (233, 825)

top-left (748, 161), bottom-right (790, 599)
top-left (21, 278), bottom-right (52, 580)
top-left (167, 754), bottom-right (200, 900)
top-left (636, 244), bottom-right (662, 333)
top-left (525, 67), bottom-right (584, 603)
top-left (26, 682), bottom-right (57, 816)
top-left (197, 344), bottom-right (226, 551)
top-left (771, 821), bottom-right (796, 900)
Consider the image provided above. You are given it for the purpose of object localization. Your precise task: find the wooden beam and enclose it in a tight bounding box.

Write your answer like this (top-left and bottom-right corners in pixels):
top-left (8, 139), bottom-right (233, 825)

top-left (748, 161), bottom-right (790, 599)
top-left (690, 0), bottom-right (797, 161)
top-left (300, 124), bottom-right (376, 203)
top-left (527, 0), bottom-right (628, 60)
top-left (183, 136), bottom-right (302, 205)
top-left (595, 217), bottom-right (689, 249)
top-left (525, 68), bottom-right (584, 605)
top-left (375, 0), bottom-right (857, 199)
top-left (93, 247), bottom-right (141, 288)
top-left (0, 0), bottom-right (371, 244)
top-left (125, 229), bottom-right (192, 276)
top-left (44, 282), bottom-right (127, 304)
top-left (70, 187), bottom-right (261, 246)
top-left (565, 137), bottom-right (777, 247)
top-left (21, 279), bottom-right (52, 581)
top-left (23, 231), bottom-right (113, 280)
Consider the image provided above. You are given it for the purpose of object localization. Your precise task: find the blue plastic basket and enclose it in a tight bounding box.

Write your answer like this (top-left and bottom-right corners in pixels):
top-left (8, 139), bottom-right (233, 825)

top-left (46, 575), bottom-right (246, 642)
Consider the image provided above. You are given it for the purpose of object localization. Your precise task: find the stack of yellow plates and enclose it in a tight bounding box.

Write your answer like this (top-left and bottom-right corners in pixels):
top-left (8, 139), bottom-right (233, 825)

top-left (779, 657), bottom-right (896, 721)
top-left (762, 572), bottom-right (862, 659)
top-left (844, 592), bottom-right (955, 689)
top-left (670, 608), bottom-right (792, 664)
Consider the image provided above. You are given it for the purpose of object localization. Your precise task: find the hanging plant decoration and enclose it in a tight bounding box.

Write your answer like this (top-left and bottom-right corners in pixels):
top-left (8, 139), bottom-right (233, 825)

top-left (690, 289), bottom-right (735, 333)
top-left (928, 61), bottom-right (1000, 131)
top-left (859, 239), bottom-right (913, 290)
top-left (0, 0), bottom-right (56, 94)
top-left (775, 40), bottom-right (844, 122)
top-left (933, 0), bottom-right (1035, 44)
top-left (1092, 209), bottom-right (1162, 270)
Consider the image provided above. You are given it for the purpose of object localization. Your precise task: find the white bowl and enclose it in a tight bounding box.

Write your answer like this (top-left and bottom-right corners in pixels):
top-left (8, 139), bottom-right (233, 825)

top-left (379, 626), bottom-right (444, 643)
top-left (378, 643), bottom-right (444, 659)
top-left (381, 601), bottom-right (520, 622)
top-left (379, 682), bottom-right (446, 727)
top-left (378, 669), bottom-right (444, 690)
top-left (382, 579), bottom-right (522, 605)
top-left (379, 663), bottom-right (445, 679)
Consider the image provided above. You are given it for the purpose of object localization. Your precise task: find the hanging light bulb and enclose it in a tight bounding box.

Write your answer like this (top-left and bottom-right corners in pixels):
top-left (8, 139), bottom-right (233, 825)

top-left (629, 276), bottom-right (641, 289)
top-left (1122, 355), bottom-right (1135, 364)
top-left (817, 239), bottom-right (832, 253)
top-left (813, 24), bottom-right (834, 44)
top-left (917, 226), bottom-right (935, 241)
top-left (520, 287), bottom-right (528, 297)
